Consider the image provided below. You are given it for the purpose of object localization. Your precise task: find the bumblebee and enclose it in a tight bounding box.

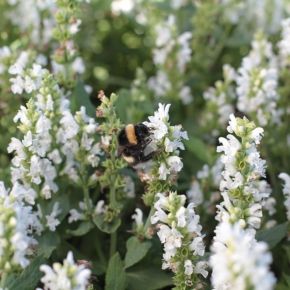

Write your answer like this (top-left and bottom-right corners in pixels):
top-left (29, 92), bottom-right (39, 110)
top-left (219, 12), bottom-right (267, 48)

top-left (118, 123), bottom-right (154, 165)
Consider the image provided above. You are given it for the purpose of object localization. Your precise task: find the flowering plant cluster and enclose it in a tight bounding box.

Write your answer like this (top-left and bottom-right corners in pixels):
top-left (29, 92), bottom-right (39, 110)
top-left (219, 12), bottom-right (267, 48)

top-left (151, 191), bottom-right (208, 289)
top-left (0, 1), bottom-right (290, 290)
top-left (216, 114), bottom-right (276, 230)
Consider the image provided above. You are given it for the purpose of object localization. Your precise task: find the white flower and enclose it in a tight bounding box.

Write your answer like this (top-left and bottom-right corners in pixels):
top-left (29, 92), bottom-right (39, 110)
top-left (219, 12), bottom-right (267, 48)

top-left (40, 251), bottom-right (91, 290)
top-left (176, 206), bottom-right (186, 227)
top-left (48, 149), bottom-right (62, 165)
top-left (158, 162), bottom-right (170, 180)
top-left (279, 172), bottom-right (290, 220)
top-left (186, 181), bottom-right (203, 206)
top-left (151, 206), bottom-right (168, 225)
top-left (177, 32), bottom-right (192, 73)
top-left (194, 261), bottom-right (208, 278)
top-left (171, 0), bottom-right (188, 9)
top-left (247, 203), bottom-right (263, 229)
top-left (184, 259), bottom-right (193, 276)
top-left (278, 18), bottom-right (290, 67)
top-left (148, 71), bottom-right (171, 98)
top-left (144, 103), bottom-right (170, 140)
top-left (186, 204), bottom-right (202, 234)
top-left (69, 19), bottom-right (82, 35)
top-left (10, 75), bottom-right (25, 94)
top-left (210, 222), bottom-right (276, 290)
top-left (72, 57), bottom-right (85, 74)
top-left (46, 202), bottom-right (61, 231)
top-left (59, 111), bottom-right (79, 141)
top-left (179, 86), bottom-right (193, 105)
top-left (155, 16), bottom-right (175, 47)
top-left (111, 0), bottom-right (135, 14)
top-left (68, 209), bottom-right (83, 224)
top-left (157, 225), bottom-right (183, 251)
top-left (167, 155), bottom-right (183, 173)
top-left (95, 200), bottom-right (105, 215)
top-left (132, 208), bottom-right (143, 228)
top-left (123, 176), bottom-right (135, 198)
top-left (164, 125), bottom-right (188, 153)
top-left (0, 183), bottom-right (39, 272)
top-left (158, 156), bottom-right (183, 180)
top-left (190, 236), bottom-right (205, 256)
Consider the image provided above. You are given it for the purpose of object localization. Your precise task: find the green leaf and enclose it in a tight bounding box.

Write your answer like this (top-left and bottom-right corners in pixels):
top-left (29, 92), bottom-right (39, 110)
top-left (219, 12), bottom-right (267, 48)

top-left (124, 237), bottom-right (152, 269)
top-left (276, 274), bottom-right (290, 290)
top-left (93, 214), bottom-right (121, 234)
top-left (37, 231), bottom-right (60, 258)
top-left (71, 81), bottom-right (95, 117)
top-left (67, 221), bottom-right (94, 236)
top-left (105, 253), bottom-right (127, 290)
top-left (5, 256), bottom-right (46, 290)
top-left (126, 265), bottom-right (172, 290)
top-left (256, 223), bottom-right (288, 249)
top-left (185, 136), bottom-right (211, 163)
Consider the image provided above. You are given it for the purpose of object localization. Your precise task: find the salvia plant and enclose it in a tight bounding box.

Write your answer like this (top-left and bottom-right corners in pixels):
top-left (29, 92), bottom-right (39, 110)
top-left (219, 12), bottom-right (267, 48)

top-left (0, 1), bottom-right (290, 290)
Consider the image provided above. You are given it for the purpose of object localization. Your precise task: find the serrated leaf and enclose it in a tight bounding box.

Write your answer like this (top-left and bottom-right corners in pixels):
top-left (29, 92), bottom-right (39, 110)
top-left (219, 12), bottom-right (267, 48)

top-left (5, 256), bottom-right (46, 290)
top-left (126, 266), bottom-right (172, 290)
top-left (105, 253), bottom-right (126, 290)
top-left (37, 231), bottom-right (60, 258)
top-left (93, 214), bottom-right (121, 234)
top-left (256, 223), bottom-right (288, 249)
top-left (124, 237), bottom-right (152, 269)
top-left (71, 81), bottom-right (95, 117)
top-left (67, 221), bottom-right (94, 236)
top-left (185, 136), bottom-right (211, 163)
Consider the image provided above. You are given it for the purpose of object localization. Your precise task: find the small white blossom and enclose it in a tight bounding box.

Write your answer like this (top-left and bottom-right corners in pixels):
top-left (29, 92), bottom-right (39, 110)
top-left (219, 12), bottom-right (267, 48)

top-left (132, 208), bottom-right (144, 229)
top-left (40, 251), bottom-right (91, 290)
top-left (46, 203), bottom-right (61, 231)
top-left (279, 172), bottom-right (290, 220)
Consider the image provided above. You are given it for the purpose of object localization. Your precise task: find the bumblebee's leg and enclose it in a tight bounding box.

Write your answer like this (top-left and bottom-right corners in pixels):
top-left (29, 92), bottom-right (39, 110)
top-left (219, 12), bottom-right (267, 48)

top-left (138, 151), bottom-right (156, 162)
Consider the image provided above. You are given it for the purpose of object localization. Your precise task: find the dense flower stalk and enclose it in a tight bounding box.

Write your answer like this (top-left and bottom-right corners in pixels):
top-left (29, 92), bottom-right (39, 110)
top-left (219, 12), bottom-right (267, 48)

top-left (8, 64), bottom-right (65, 202)
top-left (216, 114), bottom-right (275, 230)
top-left (220, 0), bottom-right (285, 34)
top-left (278, 18), bottom-right (290, 67)
top-left (8, 62), bottom-right (101, 230)
top-left (236, 34), bottom-right (280, 126)
top-left (93, 92), bottom-right (128, 229)
top-left (52, 0), bottom-right (87, 87)
top-left (0, 182), bottom-right (40, 275)
top-left (7, 0), bottom-right (56, 47)
top-left (201, 64), bottom-right (236, 138)
top-left (279, 172), bottom-right (290, 221)
top-left (148, 16), bottom-right (193, 104)
top-left (141, 103), bottom-right (188, 205)
top-left (151, 191), bottom-right (208, 289)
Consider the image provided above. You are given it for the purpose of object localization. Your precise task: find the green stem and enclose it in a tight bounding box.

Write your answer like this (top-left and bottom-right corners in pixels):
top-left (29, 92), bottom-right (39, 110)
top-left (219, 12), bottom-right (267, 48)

top-left (83, 183), bottom-right (91, 212)
top-left (110, 231), bottom-right (117, 257)
top-left (109, 137), bottom-right (119, 256)
top-left (80, 163), bottom-right (91, 212)
top-left (1, 272), bottom-right (7, 288)
top-left (96, 241), bottom-right (106, 265)
top-left (144, 205), bottom-right (155, 234)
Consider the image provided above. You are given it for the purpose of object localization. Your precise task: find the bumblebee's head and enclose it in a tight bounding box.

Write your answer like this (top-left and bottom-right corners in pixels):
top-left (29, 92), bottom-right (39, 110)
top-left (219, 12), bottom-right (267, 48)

top-left (135, 123), bottom-right (150, 141)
